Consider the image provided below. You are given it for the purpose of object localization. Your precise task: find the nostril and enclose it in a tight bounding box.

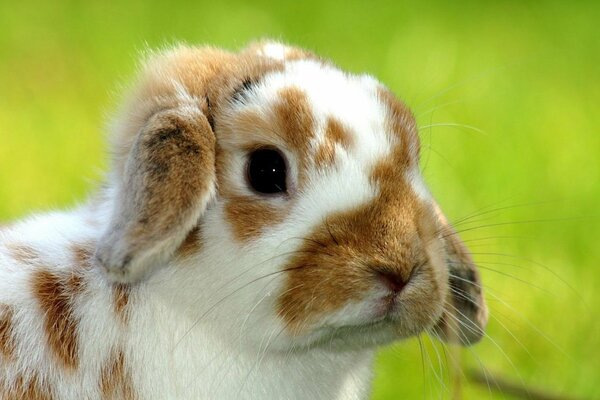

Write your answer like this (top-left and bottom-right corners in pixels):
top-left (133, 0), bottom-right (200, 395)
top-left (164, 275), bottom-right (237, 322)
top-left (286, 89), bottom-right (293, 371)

top-left (375, 269), bottom-right (408, 293)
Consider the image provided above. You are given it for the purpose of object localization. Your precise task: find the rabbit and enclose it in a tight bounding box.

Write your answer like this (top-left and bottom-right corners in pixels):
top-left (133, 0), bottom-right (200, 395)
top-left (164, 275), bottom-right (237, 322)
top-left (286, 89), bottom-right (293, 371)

top-left (0, 40), bottom-right (488, 400)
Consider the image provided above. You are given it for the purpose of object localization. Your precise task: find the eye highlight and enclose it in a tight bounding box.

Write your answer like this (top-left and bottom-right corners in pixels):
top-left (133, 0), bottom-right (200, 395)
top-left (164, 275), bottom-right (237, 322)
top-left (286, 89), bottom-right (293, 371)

top-left (246, 148), bottom-right (288, 195)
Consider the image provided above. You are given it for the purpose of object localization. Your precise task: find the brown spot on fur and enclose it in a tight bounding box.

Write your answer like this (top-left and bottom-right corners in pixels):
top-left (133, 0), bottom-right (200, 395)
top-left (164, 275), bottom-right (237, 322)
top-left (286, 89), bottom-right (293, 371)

top-left (2, 373), bottom-right (53, 400)
top-left (100, 350), bottom-right (136, 400)
top-left (376, 87), bottom-right (419, 166)
top-left (176, 226), bottom-right (202, 258)
top-left (273, 86), bottom-right (315, 174)
top-left (315, 117), bottom-right (354, 168)
top-left (72, 243), bottom-right (94, 269)
top-left (32, 270), bottom-right (83, 370)
top-left (0, 304), bottom-right (15, 361)
top-left (223, 109), bottom-right (277, 146)
top-left (113, 284), bottom-right (130, 323)
top-left (7, 244), bottom-right (40, 265)
top-left (225, 196), bottom-right (285, 242)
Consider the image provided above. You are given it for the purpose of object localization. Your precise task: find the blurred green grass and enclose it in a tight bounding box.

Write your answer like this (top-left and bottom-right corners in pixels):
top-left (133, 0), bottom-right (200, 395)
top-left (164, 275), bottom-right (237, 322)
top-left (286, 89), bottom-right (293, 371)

top-left (0, 1), bottom-right (598, 398)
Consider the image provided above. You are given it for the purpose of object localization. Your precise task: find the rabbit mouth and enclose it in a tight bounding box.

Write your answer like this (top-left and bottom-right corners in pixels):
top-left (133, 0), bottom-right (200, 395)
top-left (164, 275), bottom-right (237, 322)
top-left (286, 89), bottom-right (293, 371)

top-left (285, 291), bottom-right (446, 351)
top-left (290, 313), bottom-right (437, 351)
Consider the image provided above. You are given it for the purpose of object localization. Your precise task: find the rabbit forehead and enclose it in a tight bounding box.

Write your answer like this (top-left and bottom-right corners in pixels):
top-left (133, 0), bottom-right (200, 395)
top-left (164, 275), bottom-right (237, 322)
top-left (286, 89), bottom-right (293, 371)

top-left (254, 60), bottom-right (395, 147)
top-left (222, 58), bottom-right (420, 173)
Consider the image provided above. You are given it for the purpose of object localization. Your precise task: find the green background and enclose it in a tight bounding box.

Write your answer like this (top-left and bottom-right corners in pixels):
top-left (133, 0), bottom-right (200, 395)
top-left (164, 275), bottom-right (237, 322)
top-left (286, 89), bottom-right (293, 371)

top-left (1, 1), bottom-right (598, 398)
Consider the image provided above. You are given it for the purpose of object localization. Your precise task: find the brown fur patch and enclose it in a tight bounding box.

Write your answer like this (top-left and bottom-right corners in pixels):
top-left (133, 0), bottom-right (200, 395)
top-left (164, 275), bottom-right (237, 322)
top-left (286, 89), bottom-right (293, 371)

top-left (100, 350), bottom-right (136, 400)
top-left (7, 244), bottom-right (40, 265)
top-left (273, 86), bottom-right (315, 170)
top-left (224, 197), bottom-right (285, 243)
top-left (176, 226), bottom-right (202, 259)
top-left (376, 87), bottom-right (419, 166)
top-left (32, 270), bottom-right (83, 370)
top-left (223, 109), bottom-right (280, 146)
top-left (96, 103), bottom-right (219, 280)
top-left (315, 117), bottom-right (354, 168)
top-left (2, 374), bottom-right (53, 400)
top-left (113, 284), bottom-right (130, 323)
top-left (72, 242), bottom-right (95, 269)
top-left (0, 304), bottom-right (15, 361)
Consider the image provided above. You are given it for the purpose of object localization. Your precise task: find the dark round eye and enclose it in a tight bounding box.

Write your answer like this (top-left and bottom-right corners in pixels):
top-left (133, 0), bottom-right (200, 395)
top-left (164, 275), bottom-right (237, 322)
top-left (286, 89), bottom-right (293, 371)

top-left (247, 148), bottom-right (288, 194)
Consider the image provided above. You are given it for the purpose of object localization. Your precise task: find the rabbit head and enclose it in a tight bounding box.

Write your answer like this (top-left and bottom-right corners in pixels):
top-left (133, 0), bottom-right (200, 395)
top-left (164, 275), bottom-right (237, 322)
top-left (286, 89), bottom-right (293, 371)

top-left (95, 41), bottom-right (487, 350)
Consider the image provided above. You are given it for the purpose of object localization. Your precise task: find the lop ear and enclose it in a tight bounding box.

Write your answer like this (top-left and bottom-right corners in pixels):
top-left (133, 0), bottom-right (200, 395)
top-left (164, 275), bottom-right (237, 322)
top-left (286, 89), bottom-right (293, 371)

top-left (95, 91), bottom-right (216, 283)
top-left (93, 43), bottom-right (291, 283)
top-left (433, 203), bottom-right (489, 346)
top-left (94, 45), bottom-right (242, 284)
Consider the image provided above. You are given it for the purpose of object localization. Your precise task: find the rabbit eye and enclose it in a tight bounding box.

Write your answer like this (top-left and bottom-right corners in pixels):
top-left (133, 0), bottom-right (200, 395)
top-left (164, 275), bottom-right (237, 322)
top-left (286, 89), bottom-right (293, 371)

top-left (247, 148), bottom-right (288, 195)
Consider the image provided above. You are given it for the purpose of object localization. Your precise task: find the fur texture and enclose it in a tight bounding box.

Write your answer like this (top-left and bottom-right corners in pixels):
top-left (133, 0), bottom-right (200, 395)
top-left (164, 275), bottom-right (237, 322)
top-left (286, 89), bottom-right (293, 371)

top-left (0, 41), bottom-right (487, 399)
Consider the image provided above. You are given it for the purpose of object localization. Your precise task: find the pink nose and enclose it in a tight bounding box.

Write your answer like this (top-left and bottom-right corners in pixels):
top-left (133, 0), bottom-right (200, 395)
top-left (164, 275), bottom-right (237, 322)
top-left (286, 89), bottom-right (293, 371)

top-left (374, 269), bottom-right (408, 293)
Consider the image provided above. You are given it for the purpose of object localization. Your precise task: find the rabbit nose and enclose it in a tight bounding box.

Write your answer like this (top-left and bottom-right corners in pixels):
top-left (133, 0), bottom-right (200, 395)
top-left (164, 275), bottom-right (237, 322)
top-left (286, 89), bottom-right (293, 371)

top-left (373, 267), bottom-right (409, 293)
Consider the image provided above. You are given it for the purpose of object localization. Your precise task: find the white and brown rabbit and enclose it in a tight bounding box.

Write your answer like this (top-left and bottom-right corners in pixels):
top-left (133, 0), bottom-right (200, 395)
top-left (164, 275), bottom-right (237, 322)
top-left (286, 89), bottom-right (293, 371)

top-left (0, 41), bottom-right (488, 399)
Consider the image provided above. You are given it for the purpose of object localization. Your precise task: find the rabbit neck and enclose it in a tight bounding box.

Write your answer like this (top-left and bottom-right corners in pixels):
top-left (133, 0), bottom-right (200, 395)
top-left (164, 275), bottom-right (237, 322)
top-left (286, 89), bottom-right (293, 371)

top-left (124, 239), bottom-right (377, 399)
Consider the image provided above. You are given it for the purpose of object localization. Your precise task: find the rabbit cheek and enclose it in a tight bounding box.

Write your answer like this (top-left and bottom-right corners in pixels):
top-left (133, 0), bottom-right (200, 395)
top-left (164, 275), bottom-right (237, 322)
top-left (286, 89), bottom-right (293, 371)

top-left (224, 197), bottom-right (285, 243)
top-left (276, 237), bottom-right (372, 336)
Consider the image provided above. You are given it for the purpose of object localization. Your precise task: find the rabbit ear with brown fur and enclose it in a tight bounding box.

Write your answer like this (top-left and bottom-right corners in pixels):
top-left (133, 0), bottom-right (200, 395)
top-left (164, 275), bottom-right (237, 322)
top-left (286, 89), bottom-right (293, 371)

top-left (94, 94), bottom-right (217, 283)
top-left (93, 47), bottom-right (230, 284)
top-left (94, 44), bottom-right (287, 283)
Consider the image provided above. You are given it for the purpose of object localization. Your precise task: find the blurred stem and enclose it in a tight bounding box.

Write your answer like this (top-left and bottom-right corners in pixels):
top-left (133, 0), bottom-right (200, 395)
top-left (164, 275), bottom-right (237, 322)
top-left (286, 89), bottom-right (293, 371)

top-left (468, 369), bottom-right (583, 400)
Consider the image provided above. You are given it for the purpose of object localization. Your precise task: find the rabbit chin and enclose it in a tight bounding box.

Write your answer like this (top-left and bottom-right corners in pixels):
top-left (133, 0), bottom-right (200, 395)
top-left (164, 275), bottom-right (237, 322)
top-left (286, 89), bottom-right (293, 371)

top-left (280, 298), bottom-right (446, 352)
